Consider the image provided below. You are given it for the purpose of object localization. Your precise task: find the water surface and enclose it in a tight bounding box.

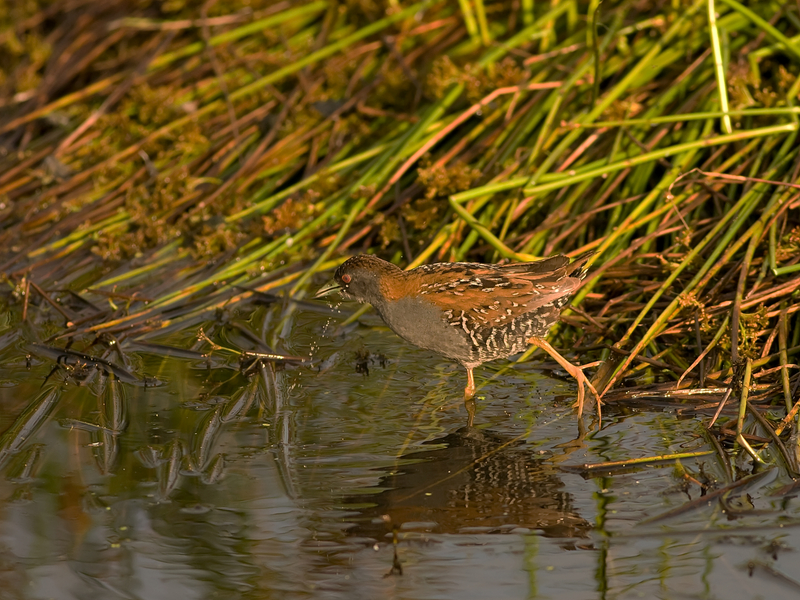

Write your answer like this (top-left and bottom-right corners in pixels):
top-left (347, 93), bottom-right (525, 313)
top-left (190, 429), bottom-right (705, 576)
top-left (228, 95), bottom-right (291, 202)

top-left (0, 300), bottom-right (799, 599)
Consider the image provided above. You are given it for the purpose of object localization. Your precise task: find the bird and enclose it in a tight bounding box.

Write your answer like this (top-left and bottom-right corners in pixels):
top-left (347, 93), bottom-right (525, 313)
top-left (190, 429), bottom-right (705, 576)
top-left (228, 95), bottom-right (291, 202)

top-left (315, 253), bottom-right (600, 426)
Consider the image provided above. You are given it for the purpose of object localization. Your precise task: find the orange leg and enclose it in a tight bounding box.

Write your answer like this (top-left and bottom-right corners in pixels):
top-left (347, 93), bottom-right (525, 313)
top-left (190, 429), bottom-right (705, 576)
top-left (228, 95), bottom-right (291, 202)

top-left (528, 337), bottom-right (601, 419)
top-left (465, 367), bottom-right (476, 399)
top-left (464, 367), bottom-right (476, 427)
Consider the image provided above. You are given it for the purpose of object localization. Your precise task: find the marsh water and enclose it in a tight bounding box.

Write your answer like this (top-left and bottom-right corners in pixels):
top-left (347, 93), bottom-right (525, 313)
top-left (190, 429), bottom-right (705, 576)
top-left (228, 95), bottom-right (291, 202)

top-left (1, 298), bottom-right (800, 600)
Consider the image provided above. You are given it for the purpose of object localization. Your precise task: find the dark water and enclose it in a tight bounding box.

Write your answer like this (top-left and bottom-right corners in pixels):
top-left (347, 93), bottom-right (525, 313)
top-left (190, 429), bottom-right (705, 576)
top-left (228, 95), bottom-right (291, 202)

top-left (1, 301), bottom-right (800, 599)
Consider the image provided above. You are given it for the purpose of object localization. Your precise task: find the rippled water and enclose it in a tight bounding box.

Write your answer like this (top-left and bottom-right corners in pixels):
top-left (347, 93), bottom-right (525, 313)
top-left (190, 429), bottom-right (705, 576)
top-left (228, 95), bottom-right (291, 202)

top-left (1, 300), bottom-right (800, 599)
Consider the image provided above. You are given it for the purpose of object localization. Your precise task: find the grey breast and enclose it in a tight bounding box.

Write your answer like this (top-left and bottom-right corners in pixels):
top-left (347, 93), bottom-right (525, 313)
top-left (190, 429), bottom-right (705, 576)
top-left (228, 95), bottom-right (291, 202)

top-left (377, 296), bottom-right (475, 363)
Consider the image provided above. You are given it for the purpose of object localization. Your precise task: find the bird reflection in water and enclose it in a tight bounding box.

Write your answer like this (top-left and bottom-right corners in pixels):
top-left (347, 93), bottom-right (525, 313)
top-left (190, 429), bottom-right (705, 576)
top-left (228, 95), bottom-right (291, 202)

top-left (341, 427), bottom-right (591, 544)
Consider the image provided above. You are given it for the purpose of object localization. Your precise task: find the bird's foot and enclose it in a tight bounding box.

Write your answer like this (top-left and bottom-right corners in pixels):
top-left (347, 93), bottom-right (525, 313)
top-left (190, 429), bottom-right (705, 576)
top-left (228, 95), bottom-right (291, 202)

top-left (527, 338), bottom-right (603, 421)
top-left (566, 362), bottom-right (603, 421)
top-left (464, 396), bottom-right (476, 428)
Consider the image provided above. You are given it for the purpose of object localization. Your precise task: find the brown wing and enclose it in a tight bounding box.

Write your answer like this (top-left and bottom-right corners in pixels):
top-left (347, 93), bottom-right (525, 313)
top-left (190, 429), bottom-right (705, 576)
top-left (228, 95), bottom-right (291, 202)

top-left (408, 253), bottom-right (590, 330)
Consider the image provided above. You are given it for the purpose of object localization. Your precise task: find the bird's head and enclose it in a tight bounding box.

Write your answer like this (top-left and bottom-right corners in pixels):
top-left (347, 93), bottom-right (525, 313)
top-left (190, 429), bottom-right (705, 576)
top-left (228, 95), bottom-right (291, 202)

top-left (314, 255), bottom-right (402, 306)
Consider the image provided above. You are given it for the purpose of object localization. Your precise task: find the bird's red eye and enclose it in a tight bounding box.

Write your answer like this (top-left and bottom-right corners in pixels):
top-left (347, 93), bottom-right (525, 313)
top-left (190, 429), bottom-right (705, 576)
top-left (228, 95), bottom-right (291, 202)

top-left (341, 274), bottom-right (351, 284)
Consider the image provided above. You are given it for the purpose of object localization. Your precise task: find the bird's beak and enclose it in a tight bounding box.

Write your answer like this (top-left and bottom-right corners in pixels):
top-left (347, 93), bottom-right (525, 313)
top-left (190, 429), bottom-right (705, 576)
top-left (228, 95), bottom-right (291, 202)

top-left (314, 282), bottom-right (341, 299)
